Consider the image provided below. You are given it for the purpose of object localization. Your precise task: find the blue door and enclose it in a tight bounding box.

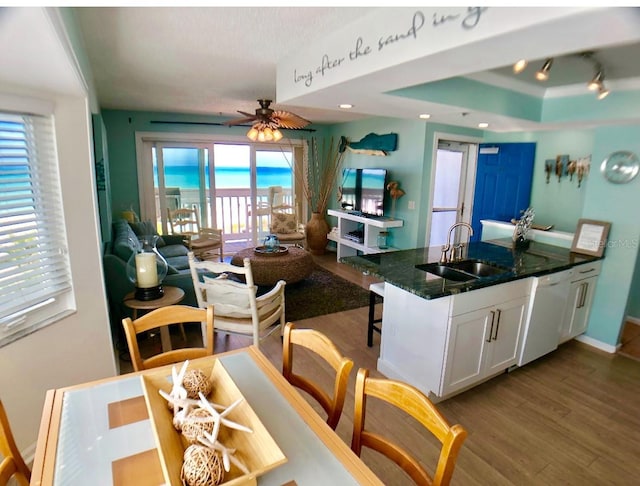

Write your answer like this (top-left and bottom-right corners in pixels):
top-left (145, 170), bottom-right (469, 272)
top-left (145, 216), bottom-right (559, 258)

top-left (470, 142), bottom-right (536, 242)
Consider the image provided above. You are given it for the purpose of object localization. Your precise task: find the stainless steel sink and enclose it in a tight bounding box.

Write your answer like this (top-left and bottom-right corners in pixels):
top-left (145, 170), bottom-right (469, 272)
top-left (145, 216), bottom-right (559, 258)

top-left (415, 263), bottom-right (477, 282)
top-left (446, 259), bottom-right (509, 277)
top-left (416, 259), bottom-right (509, 281)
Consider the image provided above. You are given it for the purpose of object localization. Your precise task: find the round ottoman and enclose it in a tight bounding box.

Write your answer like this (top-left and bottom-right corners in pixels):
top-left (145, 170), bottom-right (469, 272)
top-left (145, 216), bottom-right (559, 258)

top-left (231, 246), bottom-right (314, 286)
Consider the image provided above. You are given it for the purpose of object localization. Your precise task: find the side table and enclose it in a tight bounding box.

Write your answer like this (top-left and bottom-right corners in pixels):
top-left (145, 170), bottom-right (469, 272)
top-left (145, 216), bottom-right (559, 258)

top-left (123, 286), bottom-right (185, 352)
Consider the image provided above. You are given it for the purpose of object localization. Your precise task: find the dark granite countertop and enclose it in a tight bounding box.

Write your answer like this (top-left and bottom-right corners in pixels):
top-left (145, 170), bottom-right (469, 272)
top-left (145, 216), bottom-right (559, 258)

top-left (340, 238), bottom-right (602, 300)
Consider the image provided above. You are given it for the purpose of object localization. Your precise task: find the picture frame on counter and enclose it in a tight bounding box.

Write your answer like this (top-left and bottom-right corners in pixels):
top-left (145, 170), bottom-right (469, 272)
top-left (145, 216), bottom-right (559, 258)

top-left (570, 218), bottom-right (611, 257)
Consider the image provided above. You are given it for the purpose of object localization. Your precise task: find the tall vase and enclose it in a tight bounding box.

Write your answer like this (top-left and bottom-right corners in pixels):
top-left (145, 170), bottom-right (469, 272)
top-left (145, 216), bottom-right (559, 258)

top-left (305, 212), bottom-right (330, 255)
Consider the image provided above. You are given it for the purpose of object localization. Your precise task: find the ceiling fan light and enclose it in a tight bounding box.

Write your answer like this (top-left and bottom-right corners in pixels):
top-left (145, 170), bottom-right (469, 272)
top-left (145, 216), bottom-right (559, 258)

top-left (257, 130), bottom-right (266, 142)
top-left (246, 127), bottom-right (259, 141)
top-left (263, 127), bottom-right (274, 141)
top-left (272, 129), bottom-right (283, 141)
top-left (535, 58), bottom-right (553, 81)
top-left (513, 59), bottom-right (528, 74)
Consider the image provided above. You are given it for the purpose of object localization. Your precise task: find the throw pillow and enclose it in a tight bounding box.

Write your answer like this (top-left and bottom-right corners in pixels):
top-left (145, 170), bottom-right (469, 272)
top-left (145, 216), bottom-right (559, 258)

top-left (270, 212), bottom-right (297, 234)
top-left (129, 221), bottom-right (166, 247)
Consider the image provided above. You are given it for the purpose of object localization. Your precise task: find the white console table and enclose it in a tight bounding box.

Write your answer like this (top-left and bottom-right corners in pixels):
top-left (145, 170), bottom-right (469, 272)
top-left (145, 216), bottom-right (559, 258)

top-left (327, 209), bottom-right (403, 260)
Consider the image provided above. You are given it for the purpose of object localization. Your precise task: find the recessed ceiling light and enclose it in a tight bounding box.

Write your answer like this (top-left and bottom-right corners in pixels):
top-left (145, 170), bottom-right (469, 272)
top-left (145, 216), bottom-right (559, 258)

top-left (338, 104), bottom-right (353, 109)
top-left (419, 114), bottom-right (431, 119)
top-left (478, 122), bottom-right (489, 128)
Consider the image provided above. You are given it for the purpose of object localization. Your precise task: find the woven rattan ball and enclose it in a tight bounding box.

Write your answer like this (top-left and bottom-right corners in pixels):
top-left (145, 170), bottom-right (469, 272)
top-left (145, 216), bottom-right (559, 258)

top-left (182, 408), bottom-right (214, 444)
top-left (181, 445), bottom-right (224, 486)
top-left (183, 369), bottom-right (212, 399)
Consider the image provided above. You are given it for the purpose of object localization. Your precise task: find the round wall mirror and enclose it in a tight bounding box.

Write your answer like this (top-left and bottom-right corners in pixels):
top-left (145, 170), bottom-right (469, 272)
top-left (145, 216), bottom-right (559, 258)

top-left (600, 150), bottom-right (639, 184)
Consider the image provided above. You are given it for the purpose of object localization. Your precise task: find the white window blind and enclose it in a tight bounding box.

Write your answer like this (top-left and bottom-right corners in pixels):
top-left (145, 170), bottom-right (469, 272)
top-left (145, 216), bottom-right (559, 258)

top-left (0, 110), bottom-right (74, 347)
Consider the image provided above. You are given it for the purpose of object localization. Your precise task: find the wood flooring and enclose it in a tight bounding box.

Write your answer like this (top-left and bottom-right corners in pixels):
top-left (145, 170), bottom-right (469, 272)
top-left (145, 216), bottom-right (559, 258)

top-left (119, 252), bottom-right (640, 485)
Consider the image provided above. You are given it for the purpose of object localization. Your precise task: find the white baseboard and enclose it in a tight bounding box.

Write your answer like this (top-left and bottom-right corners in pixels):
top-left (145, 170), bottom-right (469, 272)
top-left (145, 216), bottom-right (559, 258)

top-left (574, 334), bottom-right (620, 354)
top-left (625, 315), bottom-right (640, 326)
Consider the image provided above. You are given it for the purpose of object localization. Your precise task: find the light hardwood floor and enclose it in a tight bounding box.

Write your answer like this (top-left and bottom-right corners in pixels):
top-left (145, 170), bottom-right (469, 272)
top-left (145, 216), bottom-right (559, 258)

top-left (121, 252), bottom-right (640, 485)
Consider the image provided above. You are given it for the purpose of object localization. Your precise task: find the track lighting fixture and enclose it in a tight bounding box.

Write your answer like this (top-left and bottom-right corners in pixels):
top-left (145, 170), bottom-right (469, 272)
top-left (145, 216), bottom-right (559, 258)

top-left (515, 51), bottom-right (611, 100)
top-left (535, 58), bottom-right (553, 81)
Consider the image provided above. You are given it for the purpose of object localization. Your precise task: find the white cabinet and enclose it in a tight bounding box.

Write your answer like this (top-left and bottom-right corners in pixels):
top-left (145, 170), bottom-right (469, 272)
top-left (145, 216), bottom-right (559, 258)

top-left (377, 278), bottom-right (529, 400)
top-left (442, 295), bottom-right (527, 396)
top-left (559, 261), bottom-right (602, 343)
top-left (327, 209), bottom-right (403, 260)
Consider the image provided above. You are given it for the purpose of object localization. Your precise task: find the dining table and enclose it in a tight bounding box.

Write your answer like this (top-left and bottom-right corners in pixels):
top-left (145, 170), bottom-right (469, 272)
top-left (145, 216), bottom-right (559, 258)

top-left (30, 345), bottom-right (383, 486)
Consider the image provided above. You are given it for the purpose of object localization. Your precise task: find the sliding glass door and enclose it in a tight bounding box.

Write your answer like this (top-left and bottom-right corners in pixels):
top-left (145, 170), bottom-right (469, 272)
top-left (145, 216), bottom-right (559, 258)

top-left (145, 136), bottom-right (298, 253)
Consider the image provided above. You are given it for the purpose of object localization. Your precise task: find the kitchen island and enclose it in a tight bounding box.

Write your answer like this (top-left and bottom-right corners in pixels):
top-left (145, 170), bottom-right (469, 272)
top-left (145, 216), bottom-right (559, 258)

top-left (341, 239), bottom-right (602, 400)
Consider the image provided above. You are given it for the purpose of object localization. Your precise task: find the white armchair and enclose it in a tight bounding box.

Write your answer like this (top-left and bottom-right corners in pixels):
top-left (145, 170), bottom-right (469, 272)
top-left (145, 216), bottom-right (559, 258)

top-left (188, 252), bottom-right (286, 347)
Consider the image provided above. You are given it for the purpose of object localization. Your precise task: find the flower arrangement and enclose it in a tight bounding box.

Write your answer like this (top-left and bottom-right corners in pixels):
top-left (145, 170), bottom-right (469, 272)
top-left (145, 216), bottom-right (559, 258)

top-left (386, 180), bottom-right (405, 218)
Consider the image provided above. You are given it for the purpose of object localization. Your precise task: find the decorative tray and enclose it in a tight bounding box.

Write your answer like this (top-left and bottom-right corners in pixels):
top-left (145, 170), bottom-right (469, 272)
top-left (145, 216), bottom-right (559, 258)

top-left (141, 358), bottom-right (287, 486)
top-left (254, 246), bottom-right (288, 256)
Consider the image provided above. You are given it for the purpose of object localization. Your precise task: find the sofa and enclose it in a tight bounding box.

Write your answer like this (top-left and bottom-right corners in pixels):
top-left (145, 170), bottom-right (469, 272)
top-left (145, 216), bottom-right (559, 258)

top-left (103, 219), bottom-right (198, 343)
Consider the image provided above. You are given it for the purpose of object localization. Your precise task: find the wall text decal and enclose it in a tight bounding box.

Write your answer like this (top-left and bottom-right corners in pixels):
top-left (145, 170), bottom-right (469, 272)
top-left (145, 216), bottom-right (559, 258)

top-left (292, 7), bottom-right (488, 88)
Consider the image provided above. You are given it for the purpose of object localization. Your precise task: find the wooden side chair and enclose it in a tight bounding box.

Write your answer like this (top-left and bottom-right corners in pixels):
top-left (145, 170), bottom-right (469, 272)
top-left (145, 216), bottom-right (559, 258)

top-left (282, 322), bottom-right (354, 430)
top-left (167, 207), bottom-right (223, 261)
top-left (122, 305), bottom-right (214, 372)
top-left (351, 368), bottom-right (467, 485)
top-left (0, 400), bottom-right (31, 486)
top-left (189, 253), bottom-right (285, 347)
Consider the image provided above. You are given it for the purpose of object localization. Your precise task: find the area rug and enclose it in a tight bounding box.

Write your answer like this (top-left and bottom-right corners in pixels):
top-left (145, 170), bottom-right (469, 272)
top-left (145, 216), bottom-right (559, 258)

top-left (260, 265), bottom-right (371, 321)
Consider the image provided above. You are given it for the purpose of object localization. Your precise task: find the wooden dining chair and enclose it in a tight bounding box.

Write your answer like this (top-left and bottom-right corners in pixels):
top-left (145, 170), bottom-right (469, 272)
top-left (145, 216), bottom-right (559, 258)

top-left (351, 368), bottom-right (467, 486)
top-left (0, 400), bottom-right (31, 486)
top-left (122, 305), bottom-right (214, 371)
top-left (282, 322), bottom-right (354, 430)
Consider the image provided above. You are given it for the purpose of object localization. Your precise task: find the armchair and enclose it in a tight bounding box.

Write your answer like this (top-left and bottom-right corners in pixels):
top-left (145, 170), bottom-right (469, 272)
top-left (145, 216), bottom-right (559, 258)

top-left (167, 207), bottom-right (223, 261)
top-left (269, 206), bottom-right (305, 247)
top-left (188, 252), bottom-right (286, 347)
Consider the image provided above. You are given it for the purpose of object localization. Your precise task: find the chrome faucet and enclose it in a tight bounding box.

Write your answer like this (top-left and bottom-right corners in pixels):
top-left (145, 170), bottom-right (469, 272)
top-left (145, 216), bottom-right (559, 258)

top-left (440, 222), bottom-right (474, 263)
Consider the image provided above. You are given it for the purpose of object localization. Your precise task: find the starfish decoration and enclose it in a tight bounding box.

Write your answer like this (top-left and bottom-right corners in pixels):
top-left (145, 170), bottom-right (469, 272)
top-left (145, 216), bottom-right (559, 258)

top-left (192, 393), bottom-right (253, 441)
top-left (199, 431), bottom-right (250, 475)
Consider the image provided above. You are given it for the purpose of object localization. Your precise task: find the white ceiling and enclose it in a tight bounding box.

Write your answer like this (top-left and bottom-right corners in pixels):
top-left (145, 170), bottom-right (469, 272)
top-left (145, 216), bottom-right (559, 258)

top-left (74, 7), bottom-right (640, 130)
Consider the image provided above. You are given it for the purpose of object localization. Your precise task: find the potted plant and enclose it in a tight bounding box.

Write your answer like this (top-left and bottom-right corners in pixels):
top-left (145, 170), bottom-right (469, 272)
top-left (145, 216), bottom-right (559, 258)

top-left (293, 137), bottom-right (345, 254)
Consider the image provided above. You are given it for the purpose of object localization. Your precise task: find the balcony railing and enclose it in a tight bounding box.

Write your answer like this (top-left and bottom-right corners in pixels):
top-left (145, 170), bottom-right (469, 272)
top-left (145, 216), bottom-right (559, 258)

top-left (156, 187), bottom-right (293, 245)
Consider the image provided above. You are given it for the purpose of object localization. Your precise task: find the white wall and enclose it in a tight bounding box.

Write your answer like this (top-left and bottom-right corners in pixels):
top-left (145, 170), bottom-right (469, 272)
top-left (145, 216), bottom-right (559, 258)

top-left (0, 7), bottom-right (116, 462)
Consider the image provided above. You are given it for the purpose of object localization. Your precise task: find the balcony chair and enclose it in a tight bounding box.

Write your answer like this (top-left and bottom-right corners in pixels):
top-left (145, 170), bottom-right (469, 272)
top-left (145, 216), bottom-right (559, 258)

top-left (282, 322), bottom-right (354, 430)
top-left (0, 400), bottom-right (31, 486)
top-left (351, 368), bottom-right (467, 486)
top-left (269, 205), bottom-right (305, 247)
top-left (121, 305), bottom-right (214, 372)
top-left (188, 252), bottom-right (285, 347)
top-left (167, 207), bottom-right (223, 261)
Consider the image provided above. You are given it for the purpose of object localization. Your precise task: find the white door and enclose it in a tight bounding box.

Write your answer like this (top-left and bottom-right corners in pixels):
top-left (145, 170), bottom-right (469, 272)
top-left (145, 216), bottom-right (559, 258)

top-left (484, 297), bottom-right (527, 375)
top-left (428, 140), bottom-right (475, 247)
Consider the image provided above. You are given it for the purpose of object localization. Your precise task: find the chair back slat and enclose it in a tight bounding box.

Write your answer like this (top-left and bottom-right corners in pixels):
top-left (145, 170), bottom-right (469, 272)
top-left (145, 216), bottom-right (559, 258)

top-left (282, 322), bottom-right (354, 430)
top-left (0, 400), bottom-right (31, 486)
top-left (351, 368), bottom-right (467, 486)
top-left (122, 305), bottom-right (214, 372)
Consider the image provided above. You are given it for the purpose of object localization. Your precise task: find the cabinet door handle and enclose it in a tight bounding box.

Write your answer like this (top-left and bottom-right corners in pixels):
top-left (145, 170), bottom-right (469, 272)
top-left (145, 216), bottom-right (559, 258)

top-left (493, 309), bottom-right (501, 341)
top-left (487, 311), bottom-right (495, 343)
top-left (579, 282), bottom-right (589, 308)
top-left (576, 282), bottom-right (585, 309)
top-left (579, 268), bottom-right (596, 274)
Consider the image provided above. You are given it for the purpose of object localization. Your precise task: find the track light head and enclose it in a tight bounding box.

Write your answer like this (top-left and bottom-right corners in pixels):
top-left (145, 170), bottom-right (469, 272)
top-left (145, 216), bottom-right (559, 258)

top-left (597, 85), bottom-right (610, 100)
top-left (535, 58), bottom-right (553, 81)
top-left (513, 59), bottom-right (528, 74)
top-left (588, 67), bottom-right (604, 91)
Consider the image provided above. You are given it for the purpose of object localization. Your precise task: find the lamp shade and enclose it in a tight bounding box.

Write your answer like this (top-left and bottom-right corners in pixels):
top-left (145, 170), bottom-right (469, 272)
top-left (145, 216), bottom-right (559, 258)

top-left (247, 127), bottom-right (259, 141)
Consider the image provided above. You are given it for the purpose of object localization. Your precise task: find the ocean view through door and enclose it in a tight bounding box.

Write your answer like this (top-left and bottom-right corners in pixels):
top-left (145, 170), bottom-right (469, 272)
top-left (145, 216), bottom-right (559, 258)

top-left (150, 140), bottom-right (294, 252)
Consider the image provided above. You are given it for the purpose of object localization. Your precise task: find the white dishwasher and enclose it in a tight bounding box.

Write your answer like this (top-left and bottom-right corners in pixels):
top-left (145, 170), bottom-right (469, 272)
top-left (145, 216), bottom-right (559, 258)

top-left (518, 269), bottom-right (573, 366)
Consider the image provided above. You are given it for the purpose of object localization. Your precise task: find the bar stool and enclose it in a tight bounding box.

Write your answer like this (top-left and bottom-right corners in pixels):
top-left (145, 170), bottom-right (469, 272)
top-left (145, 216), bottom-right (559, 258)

top-left (367, 282), bottom-right (385, 347)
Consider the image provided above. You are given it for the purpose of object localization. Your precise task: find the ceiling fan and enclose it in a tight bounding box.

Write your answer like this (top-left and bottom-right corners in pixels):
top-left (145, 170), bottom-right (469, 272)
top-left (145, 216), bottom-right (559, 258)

top-left (224, 99), bottom-right (311, 141)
